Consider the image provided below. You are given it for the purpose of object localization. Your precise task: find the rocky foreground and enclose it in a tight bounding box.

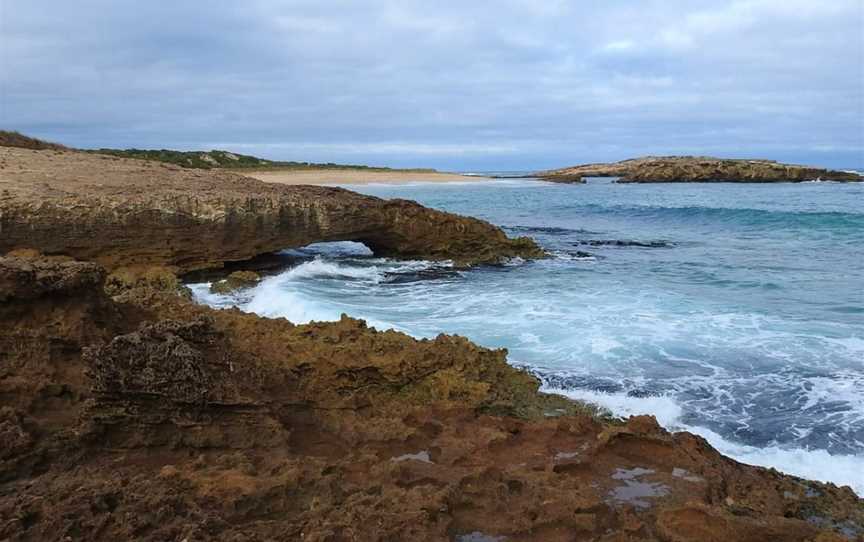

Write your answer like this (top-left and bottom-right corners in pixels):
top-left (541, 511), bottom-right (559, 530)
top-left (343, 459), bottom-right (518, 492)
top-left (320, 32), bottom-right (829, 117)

top-left (3, 256), bottom-right (862, 541)
top-left (1, 148), bottom-right (862, 541)
top-left (538, 156), bottom-right (861, 183)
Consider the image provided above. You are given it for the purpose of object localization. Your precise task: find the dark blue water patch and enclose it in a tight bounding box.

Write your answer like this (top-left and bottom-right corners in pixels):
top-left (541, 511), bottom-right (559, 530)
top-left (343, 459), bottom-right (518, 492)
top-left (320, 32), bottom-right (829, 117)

top-left (382, 267), bottom-right (462, 284)
top-left (557, 250), bottom-right (602, 260)
top-left (574, 239), bottom-right (676, 248)
top-left (826, 306), bottom-right (864, 314)
top-left (565, 204), bottom-right (864, 232)
top-left (285, 241), bottom-right (374, 258)
top-left (523, 368), bottom-right (656, 397)
top-left (503, 225), bottom-right (603, 236)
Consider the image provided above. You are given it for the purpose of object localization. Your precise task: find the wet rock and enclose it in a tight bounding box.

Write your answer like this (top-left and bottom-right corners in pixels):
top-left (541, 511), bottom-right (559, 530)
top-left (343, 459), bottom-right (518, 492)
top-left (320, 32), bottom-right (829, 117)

top-left (607, 468), bottom-right (670, 509)
top-left (456, 532), bottom-right (508, 542)
top-left (391, 450), bottom-right (433, 463)
top-left (672, 467), bottom-right (704, 483)
top-left (209, 270), bottom-right (261, 294)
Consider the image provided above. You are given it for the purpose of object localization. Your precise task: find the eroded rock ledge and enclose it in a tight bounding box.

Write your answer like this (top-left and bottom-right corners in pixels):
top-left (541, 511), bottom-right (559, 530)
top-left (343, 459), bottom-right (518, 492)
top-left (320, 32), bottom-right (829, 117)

top-left (539, 156), bottom-right (862, 183)
top-left (0, 147), bottom-right (542, 271)
top-left (1, 256), bottom-right (861, 541)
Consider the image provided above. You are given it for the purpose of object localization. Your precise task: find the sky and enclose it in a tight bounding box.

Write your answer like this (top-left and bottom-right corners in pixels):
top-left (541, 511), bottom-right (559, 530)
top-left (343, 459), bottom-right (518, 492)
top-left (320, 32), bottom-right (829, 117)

top-left (1, 0), bottom-right (863, 170)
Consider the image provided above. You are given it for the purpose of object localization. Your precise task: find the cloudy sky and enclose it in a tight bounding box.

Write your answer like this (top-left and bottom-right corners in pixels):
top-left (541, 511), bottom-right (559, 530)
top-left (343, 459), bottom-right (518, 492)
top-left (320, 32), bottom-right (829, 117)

top-left (2, 0), bottom-right (862, 169)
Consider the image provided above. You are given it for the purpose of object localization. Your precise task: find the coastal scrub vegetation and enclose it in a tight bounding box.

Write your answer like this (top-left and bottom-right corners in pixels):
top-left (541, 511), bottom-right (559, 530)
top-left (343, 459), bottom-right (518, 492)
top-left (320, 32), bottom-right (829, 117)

top-left (0, 130), bottom-right (436, 172)
top-left (86, 148), bottom-right (438, 172)
top-left (0, 130), bottom-right (68, 151)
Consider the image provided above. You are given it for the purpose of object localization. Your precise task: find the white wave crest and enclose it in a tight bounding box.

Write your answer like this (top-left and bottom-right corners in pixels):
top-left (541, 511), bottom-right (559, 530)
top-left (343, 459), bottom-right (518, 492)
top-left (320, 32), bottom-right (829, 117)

top-left (280, 257), bottom-right (385, 282)
top-left (194, 255), bottom-right (445, 328)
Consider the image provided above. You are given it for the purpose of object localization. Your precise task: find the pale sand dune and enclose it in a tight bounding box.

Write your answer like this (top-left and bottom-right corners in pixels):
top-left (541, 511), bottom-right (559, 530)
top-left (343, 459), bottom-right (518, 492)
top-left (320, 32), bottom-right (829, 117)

top-left (245, 168), bottom-right (490, 185)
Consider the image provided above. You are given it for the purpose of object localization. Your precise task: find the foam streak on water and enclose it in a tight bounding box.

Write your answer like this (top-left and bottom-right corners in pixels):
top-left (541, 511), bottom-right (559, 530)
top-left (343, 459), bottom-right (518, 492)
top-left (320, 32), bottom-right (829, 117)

top-left (191, 179), bottom-right (864, 495)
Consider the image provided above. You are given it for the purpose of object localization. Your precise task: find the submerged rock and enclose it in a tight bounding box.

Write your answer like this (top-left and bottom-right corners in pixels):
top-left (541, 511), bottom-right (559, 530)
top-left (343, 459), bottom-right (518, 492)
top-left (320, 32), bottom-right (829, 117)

top-left (576, 239), bottom-right (675, 248)
top-left (209, 270), bottom-right (262, 294)
top-left (539, 156), bottom-right (862, 183)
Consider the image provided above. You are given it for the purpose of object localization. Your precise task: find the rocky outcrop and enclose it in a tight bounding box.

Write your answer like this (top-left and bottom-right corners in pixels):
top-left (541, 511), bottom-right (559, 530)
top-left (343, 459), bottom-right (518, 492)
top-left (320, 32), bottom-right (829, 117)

top-left (539, 156), bottom-right (862, 183)
top-left (209, 270), bottom-right (261, 294)
top-left (0, 147), bottom-right (543, 271)
top-left (1, 255), bottom-right (861, 541)
top-left (0, 256), bottom-right (121, 438)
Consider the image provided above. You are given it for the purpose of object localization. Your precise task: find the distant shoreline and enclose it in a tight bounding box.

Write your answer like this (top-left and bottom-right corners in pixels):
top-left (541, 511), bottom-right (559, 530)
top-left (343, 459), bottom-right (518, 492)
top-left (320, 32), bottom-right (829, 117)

top-left (245, 168), bottom-right (492, 185)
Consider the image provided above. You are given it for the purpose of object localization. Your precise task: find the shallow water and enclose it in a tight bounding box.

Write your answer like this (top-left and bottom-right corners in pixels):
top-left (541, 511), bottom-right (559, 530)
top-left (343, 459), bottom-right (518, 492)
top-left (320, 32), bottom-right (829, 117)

top-left (191, 177), bottom-right (864, 494)
top-left (608, 467), bottom-right (669, 509)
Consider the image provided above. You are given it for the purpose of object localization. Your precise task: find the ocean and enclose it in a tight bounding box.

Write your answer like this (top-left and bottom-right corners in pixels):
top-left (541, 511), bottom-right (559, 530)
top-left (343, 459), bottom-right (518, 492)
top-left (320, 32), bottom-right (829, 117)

top-left (191, 176), bottom-right (864, 494)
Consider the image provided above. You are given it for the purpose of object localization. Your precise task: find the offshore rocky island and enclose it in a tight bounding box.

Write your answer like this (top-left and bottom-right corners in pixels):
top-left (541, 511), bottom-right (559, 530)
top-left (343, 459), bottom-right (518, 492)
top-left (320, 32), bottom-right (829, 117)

top-left (1, 140), bottom-right (863, 541)
top-left (537, 156), bottom-right (862, 183)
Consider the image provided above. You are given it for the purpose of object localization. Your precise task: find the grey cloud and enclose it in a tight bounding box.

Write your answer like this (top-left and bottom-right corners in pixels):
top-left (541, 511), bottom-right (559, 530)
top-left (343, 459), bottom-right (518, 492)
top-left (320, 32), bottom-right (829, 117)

top-left (1, 0), bottom-right (861, 169)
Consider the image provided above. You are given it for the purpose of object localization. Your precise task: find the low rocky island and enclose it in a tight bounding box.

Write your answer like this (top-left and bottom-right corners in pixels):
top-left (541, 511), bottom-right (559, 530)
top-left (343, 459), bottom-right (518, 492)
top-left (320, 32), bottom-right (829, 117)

top-left (538, 156), bottom-right (862, 183)
top-left (1, 144), bottom-right (862, 541)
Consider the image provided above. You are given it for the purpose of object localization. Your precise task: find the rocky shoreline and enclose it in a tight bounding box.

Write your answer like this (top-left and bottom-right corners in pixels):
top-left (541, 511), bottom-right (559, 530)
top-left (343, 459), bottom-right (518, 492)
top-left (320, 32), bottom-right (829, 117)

top-left (0, 147), bottom-right (541, 271)
top-left (538, 156), bottom-right (862, 184)
top-left (1, 147), bottom-right (862, 541)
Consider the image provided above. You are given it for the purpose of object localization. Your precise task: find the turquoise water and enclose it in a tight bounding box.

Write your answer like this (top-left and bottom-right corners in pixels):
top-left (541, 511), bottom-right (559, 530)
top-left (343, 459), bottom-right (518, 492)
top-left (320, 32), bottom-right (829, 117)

top-left (192, 178), bottom-right (864, 493)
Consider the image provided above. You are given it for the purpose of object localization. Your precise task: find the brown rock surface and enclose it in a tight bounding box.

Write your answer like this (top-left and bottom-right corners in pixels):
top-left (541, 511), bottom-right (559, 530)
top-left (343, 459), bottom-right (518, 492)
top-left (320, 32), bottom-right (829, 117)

top-left (0, 147), bottom-right (543, 272)
top-left (1, 255), bottom-right (861, 541)
top-left (540, 156), bottom-right (862, 183)
top-left (209, 270), bottom-right (262, 294)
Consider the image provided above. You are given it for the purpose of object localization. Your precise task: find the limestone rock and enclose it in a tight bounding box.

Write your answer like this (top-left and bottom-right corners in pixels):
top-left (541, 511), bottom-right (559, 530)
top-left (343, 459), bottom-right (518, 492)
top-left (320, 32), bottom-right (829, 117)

top-left (540, 156), bottom-right (862, 183)
top-left (209, 270), bottom-right (261, 294)
top-left (0, 147), bottom-right (544, 272)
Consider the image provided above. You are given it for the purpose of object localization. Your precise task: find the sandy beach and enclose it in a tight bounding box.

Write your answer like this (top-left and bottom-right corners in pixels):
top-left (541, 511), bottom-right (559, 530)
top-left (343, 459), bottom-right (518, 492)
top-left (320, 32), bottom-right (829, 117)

top-left (245, 168), bottom-right (490, 185)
